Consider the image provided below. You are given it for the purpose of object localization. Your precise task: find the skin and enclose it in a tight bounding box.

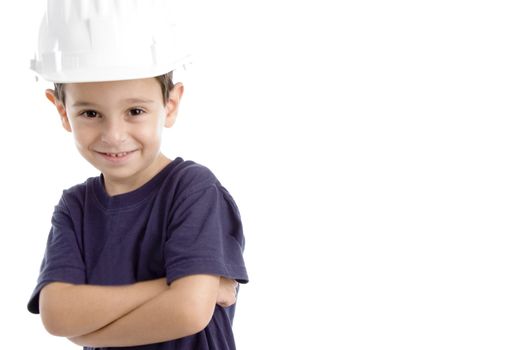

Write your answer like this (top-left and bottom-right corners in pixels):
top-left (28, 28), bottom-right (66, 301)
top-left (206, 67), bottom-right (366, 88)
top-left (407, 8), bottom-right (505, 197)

top-left (46, 78), bottom-right (181, 196)
top-left (42, 78), bottom-right (239, 346)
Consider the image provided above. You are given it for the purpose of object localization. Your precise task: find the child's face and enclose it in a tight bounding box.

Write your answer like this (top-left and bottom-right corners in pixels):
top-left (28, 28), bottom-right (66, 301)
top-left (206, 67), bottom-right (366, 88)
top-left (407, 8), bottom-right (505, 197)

top-left (46, 78), bottom-right (183, 193)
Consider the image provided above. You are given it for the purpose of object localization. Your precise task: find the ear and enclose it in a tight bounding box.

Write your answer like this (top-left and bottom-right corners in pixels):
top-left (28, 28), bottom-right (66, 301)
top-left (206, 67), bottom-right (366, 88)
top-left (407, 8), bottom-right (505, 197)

top-left (45, 89), bottom-right (72, 132)
top-left (164, 83), bottom-right (184, 128)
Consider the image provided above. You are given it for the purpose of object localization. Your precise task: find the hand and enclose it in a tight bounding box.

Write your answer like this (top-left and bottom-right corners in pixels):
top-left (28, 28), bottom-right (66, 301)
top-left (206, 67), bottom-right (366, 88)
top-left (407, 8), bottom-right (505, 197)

top-left (216, 277), bottom-right (238, 308)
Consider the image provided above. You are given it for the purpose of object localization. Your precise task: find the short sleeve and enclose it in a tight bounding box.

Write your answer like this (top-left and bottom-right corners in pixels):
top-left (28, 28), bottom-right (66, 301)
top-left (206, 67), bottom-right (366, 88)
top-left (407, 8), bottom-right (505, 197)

top-left (164, 182), bottom-right (248, 285)
top-left (27, 197), bottom-right (86, 314)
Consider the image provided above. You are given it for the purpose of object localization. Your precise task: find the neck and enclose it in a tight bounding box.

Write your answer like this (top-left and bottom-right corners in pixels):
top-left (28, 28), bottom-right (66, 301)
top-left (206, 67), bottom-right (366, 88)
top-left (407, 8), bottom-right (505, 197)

top-left (103, 154), bottom-right (171, 196)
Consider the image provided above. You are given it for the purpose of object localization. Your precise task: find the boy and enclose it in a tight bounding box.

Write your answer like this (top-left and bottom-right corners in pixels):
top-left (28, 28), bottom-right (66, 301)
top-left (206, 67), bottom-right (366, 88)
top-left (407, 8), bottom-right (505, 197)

top-left (27, 1), bottom-right (248, 349)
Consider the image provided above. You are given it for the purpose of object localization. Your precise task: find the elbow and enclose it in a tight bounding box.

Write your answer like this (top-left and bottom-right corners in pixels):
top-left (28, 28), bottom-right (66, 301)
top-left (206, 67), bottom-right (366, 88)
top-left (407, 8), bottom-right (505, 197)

top-left (41, 312), bottom-right (69, 337)
top-left (193, 308), bottom-right (215, 334)
top-left (40, 300), bottom-right (65, 337)
top-left (182, 299), bottom-right (216, 336)
top-left (41, 309), bottom-right (86, 338)
top-left (39, 283), bottom-right (77, 337)
top-left (40, 303), bottom-right (78, 337)
top-left (167, 274), bottom-right (221, 337)
top-left (41, 306), bottom-right (85, 338)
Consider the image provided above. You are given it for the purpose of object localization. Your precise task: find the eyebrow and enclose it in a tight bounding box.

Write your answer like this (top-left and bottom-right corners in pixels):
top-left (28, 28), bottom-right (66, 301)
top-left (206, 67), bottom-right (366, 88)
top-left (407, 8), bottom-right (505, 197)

top-left (122, 98), bottom-right (156, 105)
top-left (71, 98), bottom-right (155, 108)
top-left (71, 101), bottom-right (100, 108)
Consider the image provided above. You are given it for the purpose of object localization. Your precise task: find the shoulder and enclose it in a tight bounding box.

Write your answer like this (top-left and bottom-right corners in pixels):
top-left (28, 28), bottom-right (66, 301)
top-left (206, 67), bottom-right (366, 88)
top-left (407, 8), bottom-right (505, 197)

top-left (164, 158), bottom-right (221, 197)
top-left (165, 159), bottom-right (242, 215)
top-left (56, 177), bottom-right (97, 212)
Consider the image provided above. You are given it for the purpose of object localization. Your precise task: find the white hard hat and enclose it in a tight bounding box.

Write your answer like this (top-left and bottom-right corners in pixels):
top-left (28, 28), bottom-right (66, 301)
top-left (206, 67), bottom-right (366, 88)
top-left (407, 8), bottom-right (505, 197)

top-left (31, 0), bottom-right (190, 83)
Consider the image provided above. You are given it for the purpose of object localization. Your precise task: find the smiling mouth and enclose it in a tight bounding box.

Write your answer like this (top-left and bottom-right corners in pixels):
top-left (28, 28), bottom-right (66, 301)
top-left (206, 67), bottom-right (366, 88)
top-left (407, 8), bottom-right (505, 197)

top-left (98, 151), bottom-right (136, 158)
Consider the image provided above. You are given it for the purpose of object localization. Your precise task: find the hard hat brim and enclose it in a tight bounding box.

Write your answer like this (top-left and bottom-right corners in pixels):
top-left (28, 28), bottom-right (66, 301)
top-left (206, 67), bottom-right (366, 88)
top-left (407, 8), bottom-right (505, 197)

top-left (31, 56), bottom-right (191, 83)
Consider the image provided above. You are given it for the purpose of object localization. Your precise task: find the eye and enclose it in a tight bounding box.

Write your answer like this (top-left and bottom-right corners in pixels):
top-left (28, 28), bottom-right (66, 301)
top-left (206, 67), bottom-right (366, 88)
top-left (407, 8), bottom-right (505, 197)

top-left (128, 108), bottom-right (146, 117)
top-left (80, 110), bottom-right (100, 119)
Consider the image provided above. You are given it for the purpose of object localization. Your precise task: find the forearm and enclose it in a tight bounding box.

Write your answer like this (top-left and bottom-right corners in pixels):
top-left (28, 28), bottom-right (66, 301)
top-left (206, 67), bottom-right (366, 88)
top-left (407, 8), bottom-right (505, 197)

top-left (40, 278), bottom-right (168, 337)
top-left (69, 275), bottom-right (219, 348)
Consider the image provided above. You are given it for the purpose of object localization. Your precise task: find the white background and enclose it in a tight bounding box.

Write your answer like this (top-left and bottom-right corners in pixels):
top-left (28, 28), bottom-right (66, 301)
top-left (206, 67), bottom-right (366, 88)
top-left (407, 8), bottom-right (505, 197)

top-left (1, 0), bottom-right (526, 349)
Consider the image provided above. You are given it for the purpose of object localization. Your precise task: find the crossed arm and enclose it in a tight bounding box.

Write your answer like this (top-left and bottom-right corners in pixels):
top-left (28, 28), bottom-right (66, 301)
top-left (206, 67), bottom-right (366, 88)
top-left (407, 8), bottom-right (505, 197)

top-left (40, 275), bottom-right (237, 348)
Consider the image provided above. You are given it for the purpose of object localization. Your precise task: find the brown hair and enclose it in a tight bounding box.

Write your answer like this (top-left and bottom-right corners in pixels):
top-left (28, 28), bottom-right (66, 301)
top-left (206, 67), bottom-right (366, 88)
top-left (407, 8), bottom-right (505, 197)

top-left (53, 71), bottom-right (175, 105)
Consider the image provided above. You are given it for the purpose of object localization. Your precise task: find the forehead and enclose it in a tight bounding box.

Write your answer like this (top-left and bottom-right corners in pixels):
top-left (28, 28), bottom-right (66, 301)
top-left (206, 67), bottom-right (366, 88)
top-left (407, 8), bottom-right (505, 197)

top-left (64, 78), bottom-right (162, 105)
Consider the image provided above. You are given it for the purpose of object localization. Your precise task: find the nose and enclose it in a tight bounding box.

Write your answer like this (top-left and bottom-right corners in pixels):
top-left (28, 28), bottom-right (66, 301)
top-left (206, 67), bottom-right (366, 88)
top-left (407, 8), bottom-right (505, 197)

top-left (100, 117), bottom-right (128, 146)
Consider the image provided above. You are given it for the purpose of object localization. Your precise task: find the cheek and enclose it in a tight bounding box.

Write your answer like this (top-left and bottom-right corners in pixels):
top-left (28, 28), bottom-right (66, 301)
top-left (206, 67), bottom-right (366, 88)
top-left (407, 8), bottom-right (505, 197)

top-left (136, 120), bottom-right (163, 145)
top-left (70, 124), bottom-right (97, 148)
top-left (147, 115), bottom-right (165, 137)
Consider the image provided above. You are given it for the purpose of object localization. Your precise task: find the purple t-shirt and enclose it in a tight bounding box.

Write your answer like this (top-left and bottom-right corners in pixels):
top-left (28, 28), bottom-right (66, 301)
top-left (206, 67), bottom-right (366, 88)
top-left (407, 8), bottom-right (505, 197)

top-left (28, 158), bottom-right (249, 350)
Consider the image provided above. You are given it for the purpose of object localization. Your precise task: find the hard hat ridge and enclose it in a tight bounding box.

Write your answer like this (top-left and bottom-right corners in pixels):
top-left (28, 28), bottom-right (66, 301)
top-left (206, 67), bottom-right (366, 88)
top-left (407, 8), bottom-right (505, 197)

top-left (32, 0), bottom-right (189, 83)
